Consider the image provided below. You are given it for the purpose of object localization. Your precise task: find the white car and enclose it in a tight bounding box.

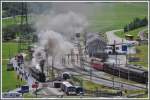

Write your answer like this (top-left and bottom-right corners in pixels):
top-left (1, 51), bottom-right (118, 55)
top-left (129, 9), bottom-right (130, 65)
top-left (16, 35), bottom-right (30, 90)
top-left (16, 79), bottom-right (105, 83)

top-left (2, 92), bottom-right (22, 98)
top-left (126, 41), bottom-right (139, 46)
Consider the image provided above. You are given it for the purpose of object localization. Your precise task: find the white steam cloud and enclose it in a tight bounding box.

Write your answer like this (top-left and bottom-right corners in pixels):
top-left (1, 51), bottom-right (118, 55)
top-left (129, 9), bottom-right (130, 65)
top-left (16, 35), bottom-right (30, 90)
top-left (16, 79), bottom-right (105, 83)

top-left (31, 11), bottom-right (88, 70)
top-left (34, 12), bottom-right (88, 40)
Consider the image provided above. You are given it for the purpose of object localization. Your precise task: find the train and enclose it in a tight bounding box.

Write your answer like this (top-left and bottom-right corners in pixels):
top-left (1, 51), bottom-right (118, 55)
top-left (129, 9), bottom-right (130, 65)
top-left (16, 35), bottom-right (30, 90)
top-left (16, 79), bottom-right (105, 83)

top-left (91, 57), bottom-right (104, 70)
top-left (61, 81), bottom-right (76, 95)
top-left (90, 58), bottom-right (148, 84)
top-left (61, 81), bottom-right (84, 95)
top-left (29, 67), bottom-right (46, 82)
top-left (62, 72), bottom-right (71, 80)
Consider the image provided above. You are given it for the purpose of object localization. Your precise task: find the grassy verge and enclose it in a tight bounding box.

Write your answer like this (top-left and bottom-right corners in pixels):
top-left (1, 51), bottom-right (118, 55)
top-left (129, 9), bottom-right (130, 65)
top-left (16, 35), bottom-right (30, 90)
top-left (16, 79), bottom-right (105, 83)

top-left (72, 76), bottom-right (119, 93)
top-left (23, 93), bottom-right (35, 98)
top-left (2, 16), bottom-right (32, 28)
top-left (2, 60), bottom-right (26, 92)
top-left (125, 89), bottom-right (146, 95)
top-left (2, 42), bottom-right (27, 92)
top-left (129, 45), bottom-right (148, 70)
top-left (2, 42), bottom-right (19, 59)
top-left (125, 89), bottom-right (148, 98)
top-left (2, 16), bottom-right (22, 28)
top-left (72, 76), bottom-right (148, 98)
top-left (114, 26), bottom-right (147, 39)
top-left (83, 79), bottom-right (114, 90)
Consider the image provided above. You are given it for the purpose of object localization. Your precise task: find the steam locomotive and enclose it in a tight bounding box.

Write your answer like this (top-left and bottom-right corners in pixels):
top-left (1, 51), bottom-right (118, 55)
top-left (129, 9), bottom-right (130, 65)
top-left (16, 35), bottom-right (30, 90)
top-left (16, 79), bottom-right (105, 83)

top-left (29, 67), bottom-right (46, 82)
top-left (90, 58), bottom-right (148, 84)
top-left (62, 72), bottom-right (71, 80)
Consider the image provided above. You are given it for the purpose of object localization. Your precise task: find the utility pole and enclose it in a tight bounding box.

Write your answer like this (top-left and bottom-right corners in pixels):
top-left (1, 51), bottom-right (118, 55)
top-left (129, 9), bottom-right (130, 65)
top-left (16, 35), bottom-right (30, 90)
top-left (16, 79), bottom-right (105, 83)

top-left (113, 40), bottom-right (116, 89)
top-left (67, 54), bottom-right (70, 65)
top-left (90, 48), bottom-right (94, 81)
top-left (76, 54), bottom-right (79, 64)
top-left (126, 49), bottom-right (129, 81)
top-left (51, 55), bottom-right (54, 80)
top-left (113, 63), bottom-right (115, 89)
top-left (18, 2), bottom-right (29, 53)
top-left (90, 64), bottom-right (92, 81)
top-left (76, 33), bottom-right (85, 70)
top-left (45, 49), bottom-right (49, 77)
top-left (71, 49), bottom-right (75, 65)
top-left (118, 59), bottom-right (121, 90)
top-left (79, 43), bottom-right (84, 69)
top-left (9, 47), bottom-right (11, 59)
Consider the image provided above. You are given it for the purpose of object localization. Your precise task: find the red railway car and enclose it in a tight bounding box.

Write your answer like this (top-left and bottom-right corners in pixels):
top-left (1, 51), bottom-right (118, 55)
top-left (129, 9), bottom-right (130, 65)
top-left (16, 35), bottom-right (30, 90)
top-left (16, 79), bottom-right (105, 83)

top-left (90, 57), bottom-right (104, 71)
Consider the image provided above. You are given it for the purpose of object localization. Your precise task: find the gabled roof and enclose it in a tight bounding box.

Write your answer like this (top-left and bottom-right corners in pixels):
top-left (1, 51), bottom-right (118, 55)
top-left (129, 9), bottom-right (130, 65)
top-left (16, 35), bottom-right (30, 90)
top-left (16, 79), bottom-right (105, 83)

top-left (86, 32), bottom-right (105, 44)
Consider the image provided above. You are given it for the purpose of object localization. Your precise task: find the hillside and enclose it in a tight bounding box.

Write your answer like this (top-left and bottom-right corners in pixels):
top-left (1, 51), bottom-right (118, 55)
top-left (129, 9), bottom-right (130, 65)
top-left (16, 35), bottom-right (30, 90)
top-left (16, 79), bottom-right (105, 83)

top-left (114, 26), bottom-right (147, 39)
top-left (87, 2), bottom-right (148, 32)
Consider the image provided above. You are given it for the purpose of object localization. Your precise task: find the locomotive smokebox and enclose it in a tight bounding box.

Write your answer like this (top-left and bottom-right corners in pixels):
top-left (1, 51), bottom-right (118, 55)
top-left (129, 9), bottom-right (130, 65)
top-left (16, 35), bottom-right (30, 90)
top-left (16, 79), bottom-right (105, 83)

top-left (39, 59), bottom-right (45, 73)
top-left (76, 33), bottom-right (80, 38)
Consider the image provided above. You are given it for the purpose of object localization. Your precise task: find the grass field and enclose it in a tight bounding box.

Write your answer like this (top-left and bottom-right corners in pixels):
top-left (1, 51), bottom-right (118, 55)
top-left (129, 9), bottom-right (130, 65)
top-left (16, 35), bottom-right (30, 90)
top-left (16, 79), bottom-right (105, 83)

top-left (2, 16), bottom-right (21, 28)
top-left (88, 3), bottom-right (148, 32)
top-left (2, 42), bottom-right (19, 59)
top-left (129, 45), bottom-right (148, 70)
top-left (2, 3), bottom-right (148, 33)
top-left (2, 42), bottom-right (26, 92)
top-left (2, 60), bottom-right (26, 92)
top-left (114, 26), bottom-right (147, 39)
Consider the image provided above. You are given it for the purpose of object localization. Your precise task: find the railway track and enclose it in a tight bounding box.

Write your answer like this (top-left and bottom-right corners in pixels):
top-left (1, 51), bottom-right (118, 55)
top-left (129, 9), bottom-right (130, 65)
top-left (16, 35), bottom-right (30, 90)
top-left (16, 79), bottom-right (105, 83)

top-left (12, 58), bottom-right (146, 90)
top-left (53, 64), bottom-right (146, 90)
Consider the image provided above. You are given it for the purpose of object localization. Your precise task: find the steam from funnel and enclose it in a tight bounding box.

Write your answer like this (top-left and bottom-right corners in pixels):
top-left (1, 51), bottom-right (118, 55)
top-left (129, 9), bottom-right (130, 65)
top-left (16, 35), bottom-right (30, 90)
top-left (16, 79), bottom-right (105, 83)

top-left (38, 30), bottom-right (73, 56)
top-left (31, 47), bottom-right (46, 67)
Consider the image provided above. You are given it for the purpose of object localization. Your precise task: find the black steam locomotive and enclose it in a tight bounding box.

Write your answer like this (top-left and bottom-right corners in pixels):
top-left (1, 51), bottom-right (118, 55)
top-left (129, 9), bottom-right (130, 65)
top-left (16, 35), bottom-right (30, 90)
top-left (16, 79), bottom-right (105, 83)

top-left (103, 63), bottom-right (148, 84)
top-left (29, 67), bottom-right (46, 82)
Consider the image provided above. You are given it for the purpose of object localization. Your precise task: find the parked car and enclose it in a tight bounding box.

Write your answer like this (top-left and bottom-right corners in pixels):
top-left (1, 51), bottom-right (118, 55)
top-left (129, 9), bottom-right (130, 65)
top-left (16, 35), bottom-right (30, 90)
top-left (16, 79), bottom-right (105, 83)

top-left (126, 41), bottom-right (139, 47)
top-left (2, 92), bottom-right (22, 98)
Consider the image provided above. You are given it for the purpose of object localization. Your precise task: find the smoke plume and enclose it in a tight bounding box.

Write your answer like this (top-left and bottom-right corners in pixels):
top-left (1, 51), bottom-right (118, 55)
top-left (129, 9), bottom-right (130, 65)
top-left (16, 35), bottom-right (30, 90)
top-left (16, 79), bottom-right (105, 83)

top-left (30, 6), bottom-right (88, 70)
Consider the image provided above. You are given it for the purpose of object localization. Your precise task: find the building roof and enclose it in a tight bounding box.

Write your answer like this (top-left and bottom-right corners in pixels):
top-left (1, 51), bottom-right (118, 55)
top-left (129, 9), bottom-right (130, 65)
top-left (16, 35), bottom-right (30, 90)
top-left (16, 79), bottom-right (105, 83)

top-left (86, 32), bottom-right (105, 44)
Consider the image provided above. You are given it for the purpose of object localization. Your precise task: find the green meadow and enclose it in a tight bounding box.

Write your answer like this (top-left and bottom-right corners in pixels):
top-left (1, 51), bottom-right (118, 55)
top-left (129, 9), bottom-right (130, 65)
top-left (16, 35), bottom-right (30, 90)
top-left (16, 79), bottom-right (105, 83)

top-left (88, 2), bottom-right (148, 32)
top-left (2, 42), bottom-right (26, 92)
